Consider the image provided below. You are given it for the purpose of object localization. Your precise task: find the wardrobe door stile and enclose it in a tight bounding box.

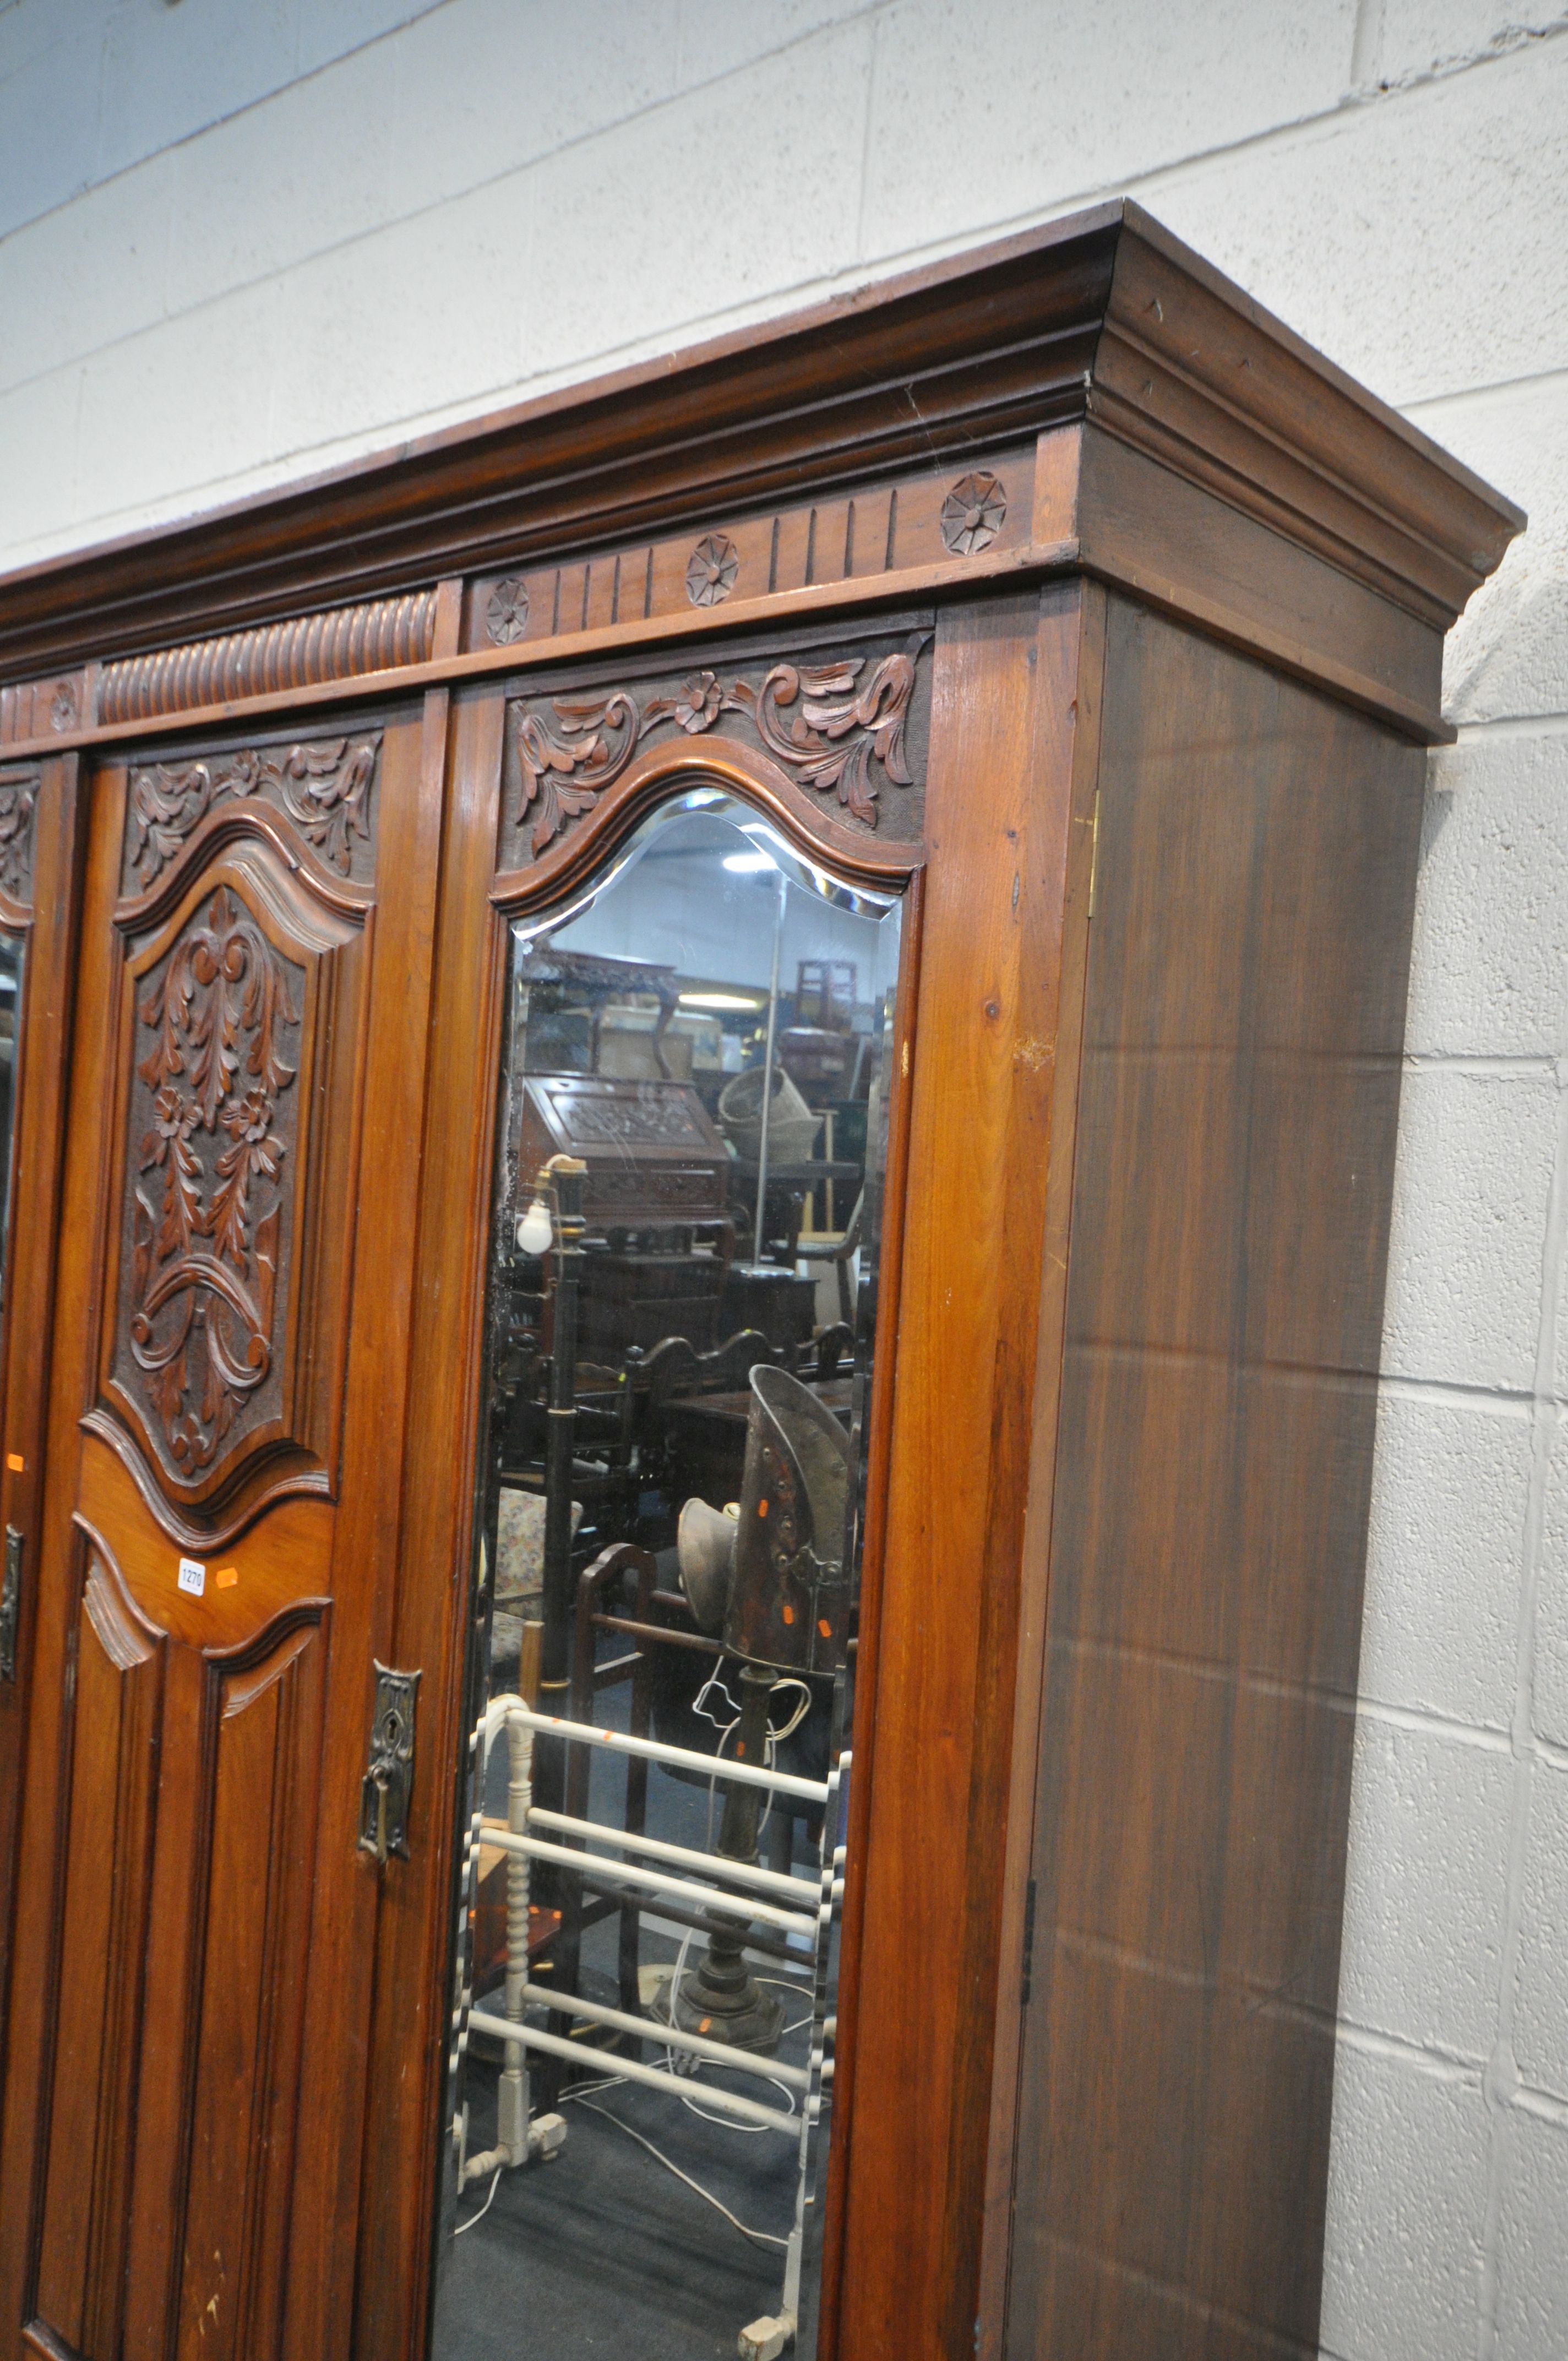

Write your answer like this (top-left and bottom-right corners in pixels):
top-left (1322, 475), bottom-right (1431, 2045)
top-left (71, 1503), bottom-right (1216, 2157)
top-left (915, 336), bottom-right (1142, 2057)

top-left (356, 683), bottom-right (507, 2361)
top-left (0, 755), bottom-right (88, 2075)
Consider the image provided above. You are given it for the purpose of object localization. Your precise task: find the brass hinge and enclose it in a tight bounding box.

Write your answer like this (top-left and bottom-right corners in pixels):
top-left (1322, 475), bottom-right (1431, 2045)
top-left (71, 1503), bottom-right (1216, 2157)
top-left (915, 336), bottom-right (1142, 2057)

top-left (0, 1527), bottom-right (21, 1683)
top-left (358, 1661), bottom-right (421, 1863)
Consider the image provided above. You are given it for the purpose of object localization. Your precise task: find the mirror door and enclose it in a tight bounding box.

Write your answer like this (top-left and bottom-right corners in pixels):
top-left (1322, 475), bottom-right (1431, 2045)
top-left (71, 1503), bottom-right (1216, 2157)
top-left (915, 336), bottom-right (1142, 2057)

top-left (426, 785), bottom-right (905, 2361)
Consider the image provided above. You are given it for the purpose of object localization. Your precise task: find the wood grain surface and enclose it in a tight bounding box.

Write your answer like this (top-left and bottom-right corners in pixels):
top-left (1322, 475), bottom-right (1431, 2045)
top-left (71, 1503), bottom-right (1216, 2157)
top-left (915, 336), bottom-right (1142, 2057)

top-left (0, 756), bottom-right (86, 2075)
top-left (1004, 600), bottom-right (1426, 2360)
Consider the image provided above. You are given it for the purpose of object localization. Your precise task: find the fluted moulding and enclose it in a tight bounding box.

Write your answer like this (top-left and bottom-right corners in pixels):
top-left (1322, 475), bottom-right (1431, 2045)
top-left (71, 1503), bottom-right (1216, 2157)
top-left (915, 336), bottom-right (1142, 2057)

top-left (98, 589), bottom-right (439, 726)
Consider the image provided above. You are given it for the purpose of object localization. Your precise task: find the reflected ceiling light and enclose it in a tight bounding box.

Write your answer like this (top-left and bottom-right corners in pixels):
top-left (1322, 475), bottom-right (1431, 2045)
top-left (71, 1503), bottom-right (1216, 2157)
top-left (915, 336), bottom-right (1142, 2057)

top-left (723, 849), bottom-right (777, 873)
top-left (679, 991), bottom-right (764, 1011)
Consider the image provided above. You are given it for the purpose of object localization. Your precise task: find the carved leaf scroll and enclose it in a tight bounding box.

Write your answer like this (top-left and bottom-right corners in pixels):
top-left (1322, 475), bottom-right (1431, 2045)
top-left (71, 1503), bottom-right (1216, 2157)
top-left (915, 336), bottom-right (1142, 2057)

top-left (126, 735), bottom-right (380, 889)
top-left (510, 632), bottom-right (928, 856)
top-left (126, 885), bottom-right (300, 1481)
top-left (0, 768), bottom-right (39, 904)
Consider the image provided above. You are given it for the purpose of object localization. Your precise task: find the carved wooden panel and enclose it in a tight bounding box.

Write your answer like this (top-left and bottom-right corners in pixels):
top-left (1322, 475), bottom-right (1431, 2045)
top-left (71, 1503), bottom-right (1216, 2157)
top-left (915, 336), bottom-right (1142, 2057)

top-left (463, 445), bottom-right (1033, 655)
top-left (496, 623), bottom-right (932, 876)
top-left (96, 840), bottom-right (368, 1524)
top-left (0, 672), bottom-right (89, 747)
top-left (0, 764), bottom-right (39, 911)
top-left (175, 1614), bottom-right (327, 2361)
top-left (121, 729), bottom-right (382, 895)
top-left (33, 1547), bottom-right (165, 2361)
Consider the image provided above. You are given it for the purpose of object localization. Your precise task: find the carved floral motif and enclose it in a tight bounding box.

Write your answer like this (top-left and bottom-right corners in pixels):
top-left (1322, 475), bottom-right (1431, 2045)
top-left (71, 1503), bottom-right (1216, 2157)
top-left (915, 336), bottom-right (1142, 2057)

top-left (939, 471), bottom-right (1007, 556)
top-left (126, 735), bottom-right (380, 887)
top-left (0, 771), bottom-right (38, 904)
top-left (685, 534), bottom-right (739, 607)
top-left (126, 885), bottom-right (300, 1479)
top-left (510, 632), bottom-right (927, 856)
top-left (486, 578), bottom-right (531, 644)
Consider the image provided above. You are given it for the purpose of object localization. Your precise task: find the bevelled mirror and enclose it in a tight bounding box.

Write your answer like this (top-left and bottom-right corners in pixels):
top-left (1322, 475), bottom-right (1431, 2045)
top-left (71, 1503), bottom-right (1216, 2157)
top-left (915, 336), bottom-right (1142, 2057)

top-left (431, 787), bottom-right (902, 2361)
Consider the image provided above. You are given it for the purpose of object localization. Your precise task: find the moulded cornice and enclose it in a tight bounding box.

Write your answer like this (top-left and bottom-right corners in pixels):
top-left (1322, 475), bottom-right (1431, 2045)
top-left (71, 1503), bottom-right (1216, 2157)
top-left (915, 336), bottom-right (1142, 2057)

top-left (0, 200), bottom-right (1523, 690)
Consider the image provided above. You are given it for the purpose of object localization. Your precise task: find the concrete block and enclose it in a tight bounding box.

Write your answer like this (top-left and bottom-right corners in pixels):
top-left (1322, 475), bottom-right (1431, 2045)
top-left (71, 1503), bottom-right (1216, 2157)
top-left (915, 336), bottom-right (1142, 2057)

top-left (1338, 1717), bottom-right (1512, 2056)
top-left (1404, 731), bottom-right (1568, 1057)
top-left (1421, 379), bottom-right (1568, 728)
top-left (1320, 2043), bottom-right (1489, 2361)
top-left (268, 172), bottom-right (531, 461)
top-left (0, 150), bottom-right (175, 400)
top-left (1148, 36), bottom-right (1568, 408)
top-left (292, 0), bottom-right (444, 78)
top-left (0, 21), bottom-right (102, 241)
top-left (524, 15), bottom-right (873, 383)
top-left (95, 0), bottom-right (445, 191)
top-left (384, 0), bottom-right (682, 213)
top-left (1510, 1760), bottom-right (1568, 2104)
top-left (97, 0), bottom-right (297, 184)
top-left (73, 278), bottom-right (280, 541)
top-left (1492, 2106), bottom-right (1568, 2361)
top-left (1362, 1390), bottom-right (1529, 1729)
top-left (859, 0), bottom-right (1357, 265)
top-left (0, 361), bottom-right (81, 559)
top-left (1365, 1), bottom-right (1568, 90)
top-left (164, 37), bottom-right (402, 319)
top-left (676, 0), bottom-right (873, 83)
top-left (0, 0), bottom-right (111, 94)
top-left (1380, 1067), bottom-right (1556, 1391)
top-left (1537, 1423), bottom-right (1568, 1750)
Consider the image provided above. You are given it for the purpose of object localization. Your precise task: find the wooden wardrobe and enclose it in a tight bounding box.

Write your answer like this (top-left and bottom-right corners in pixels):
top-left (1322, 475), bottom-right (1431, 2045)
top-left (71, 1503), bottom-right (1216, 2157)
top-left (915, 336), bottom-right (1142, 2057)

top-left (0, 202), bottom-right (1522, 2361)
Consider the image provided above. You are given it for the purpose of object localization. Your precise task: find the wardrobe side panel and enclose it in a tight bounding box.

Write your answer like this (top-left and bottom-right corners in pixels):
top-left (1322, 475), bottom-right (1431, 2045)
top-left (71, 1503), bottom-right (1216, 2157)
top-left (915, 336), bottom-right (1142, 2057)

top-left (1007, 597), bottom-right (1425, 2360)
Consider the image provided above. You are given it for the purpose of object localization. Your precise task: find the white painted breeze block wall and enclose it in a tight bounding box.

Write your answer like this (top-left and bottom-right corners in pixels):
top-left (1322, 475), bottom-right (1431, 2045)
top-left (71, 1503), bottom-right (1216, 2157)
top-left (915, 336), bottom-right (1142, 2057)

top-left (2, 2), bottom-right (1565, 2353)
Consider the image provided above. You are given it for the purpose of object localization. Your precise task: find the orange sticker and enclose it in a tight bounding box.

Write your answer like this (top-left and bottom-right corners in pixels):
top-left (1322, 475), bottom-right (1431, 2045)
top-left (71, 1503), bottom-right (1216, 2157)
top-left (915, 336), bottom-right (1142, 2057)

top-left (5, 1452), bottom-right (23, 1472)
top-left (781, 1603), bottom-right (794, 1625)
top-left (756, 1498), bottom-right (768, 1517)
top-left (215, 1566), bottom-right (238, 1590)
top-left (818, 1619), bottom-right (832, 1639)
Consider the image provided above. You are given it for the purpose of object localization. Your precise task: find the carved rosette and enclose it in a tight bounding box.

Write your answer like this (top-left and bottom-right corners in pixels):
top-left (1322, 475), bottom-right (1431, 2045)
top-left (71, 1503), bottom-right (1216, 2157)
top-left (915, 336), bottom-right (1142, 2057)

top-left (940, 471), bottom-right (1007, 556)
top-left (685, 534), bottom-right (739, 607)
top-left (124, 733), bottom-right (381, 893)
top-left (0, 767), bottom-right (40, 907)
top-left (119, 885), bottom-right (303, 1483)
top-left (486, 579), bottom-right (531, 644)
top-left (504, 630), bottom-right (930, 863)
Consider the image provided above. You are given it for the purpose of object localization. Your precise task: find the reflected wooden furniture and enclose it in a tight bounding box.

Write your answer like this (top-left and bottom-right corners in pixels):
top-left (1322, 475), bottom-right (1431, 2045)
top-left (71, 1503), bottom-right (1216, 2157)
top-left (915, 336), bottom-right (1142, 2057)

top-left (0, 203), bottom-right (1523, 2361)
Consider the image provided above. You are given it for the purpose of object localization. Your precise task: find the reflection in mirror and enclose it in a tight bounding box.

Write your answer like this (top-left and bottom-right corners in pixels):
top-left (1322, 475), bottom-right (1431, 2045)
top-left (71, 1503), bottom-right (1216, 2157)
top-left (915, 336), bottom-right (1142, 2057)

top-left (0, 931), bottom-right (23, 1325)
top-left (432, 789), bottom-right (903, 2361)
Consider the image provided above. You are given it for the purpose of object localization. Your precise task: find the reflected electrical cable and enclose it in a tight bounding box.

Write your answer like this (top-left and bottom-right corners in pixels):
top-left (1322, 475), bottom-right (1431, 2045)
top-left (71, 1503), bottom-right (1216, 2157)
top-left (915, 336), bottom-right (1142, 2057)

top-left (563, 2096), bottom-right (790, 2251)
top-left (453, 2164), bottom-right (503, 2238)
